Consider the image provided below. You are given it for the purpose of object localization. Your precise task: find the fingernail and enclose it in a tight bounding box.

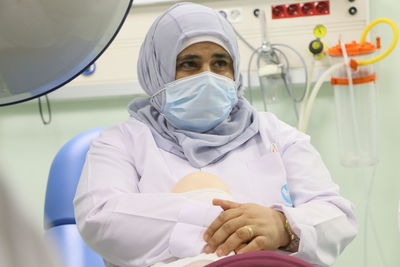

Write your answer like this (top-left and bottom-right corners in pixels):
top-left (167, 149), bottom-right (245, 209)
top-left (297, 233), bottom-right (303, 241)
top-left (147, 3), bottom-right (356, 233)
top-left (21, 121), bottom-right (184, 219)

top-left (216, 248), bottom-right (224, 257)
top-left (204, 233), bottom-right (210, 241)
top-left (203, 245), bottom-right (212, 254)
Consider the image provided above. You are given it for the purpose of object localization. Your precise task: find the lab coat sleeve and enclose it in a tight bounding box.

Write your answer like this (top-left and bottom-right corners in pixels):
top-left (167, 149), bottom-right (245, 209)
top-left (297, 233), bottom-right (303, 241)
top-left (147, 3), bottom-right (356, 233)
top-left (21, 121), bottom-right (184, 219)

top-left (73, 125), bottom-right (222, 267)
top-left (269, 116), bottom-right (357, 267)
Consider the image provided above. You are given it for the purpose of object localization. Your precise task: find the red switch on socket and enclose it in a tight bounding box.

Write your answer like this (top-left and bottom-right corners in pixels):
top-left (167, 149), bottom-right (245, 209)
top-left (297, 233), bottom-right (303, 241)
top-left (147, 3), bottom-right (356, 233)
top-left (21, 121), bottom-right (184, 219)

top-left (301, 3), bottom-right (314, 15)
top-left (272, 5), bottom-right (285, 18)
top-left (316, 1), bottom-right (329, 14)
top-left (287, 4), bottom-right (300, 16)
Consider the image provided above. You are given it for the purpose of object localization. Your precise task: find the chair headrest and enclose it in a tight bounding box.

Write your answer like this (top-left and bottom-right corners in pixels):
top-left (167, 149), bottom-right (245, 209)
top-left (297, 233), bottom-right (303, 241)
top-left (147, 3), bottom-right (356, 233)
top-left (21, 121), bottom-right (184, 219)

top-left (44, 127), bottom-right (104, 229)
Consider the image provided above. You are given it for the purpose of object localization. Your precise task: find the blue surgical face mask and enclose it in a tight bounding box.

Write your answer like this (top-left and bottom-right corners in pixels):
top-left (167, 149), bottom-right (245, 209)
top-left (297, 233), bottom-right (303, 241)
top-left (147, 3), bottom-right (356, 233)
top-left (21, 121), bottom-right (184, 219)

top-left (152, 72), bottom-right (238, 132)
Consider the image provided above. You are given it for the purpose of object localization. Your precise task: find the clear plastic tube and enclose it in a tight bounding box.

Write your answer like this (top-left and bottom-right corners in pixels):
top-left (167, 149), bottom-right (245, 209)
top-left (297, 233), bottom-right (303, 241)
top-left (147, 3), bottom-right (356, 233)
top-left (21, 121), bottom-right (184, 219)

top-left (298, 58), bottom-right (316, 129)
top-left (247, 48), bottom-right (262, 105)
top-left (299, 62), bottom-right (344, 132)
top-left (363, 166), bottom-right (388, 267)
top-left (272, 43), bottom-right (308, 103)
top-left (259, 9), bottom-right (268, 45)
top-left (231, 18), bottom-right (308, 119)
top-left (340, 40), bottom-right (362, 160)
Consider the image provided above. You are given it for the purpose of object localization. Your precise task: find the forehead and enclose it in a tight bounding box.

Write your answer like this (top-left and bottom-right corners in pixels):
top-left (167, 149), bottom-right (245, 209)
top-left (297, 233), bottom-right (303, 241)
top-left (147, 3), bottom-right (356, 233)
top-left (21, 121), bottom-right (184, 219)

top-left (177, 42), bottom-right (230, 58)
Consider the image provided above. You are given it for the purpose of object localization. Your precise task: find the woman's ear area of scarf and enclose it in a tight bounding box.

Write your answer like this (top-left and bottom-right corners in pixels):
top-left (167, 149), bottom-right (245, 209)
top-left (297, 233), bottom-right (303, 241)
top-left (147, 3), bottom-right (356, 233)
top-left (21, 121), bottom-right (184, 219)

top-left (175, 42), bottom-right (234, 80)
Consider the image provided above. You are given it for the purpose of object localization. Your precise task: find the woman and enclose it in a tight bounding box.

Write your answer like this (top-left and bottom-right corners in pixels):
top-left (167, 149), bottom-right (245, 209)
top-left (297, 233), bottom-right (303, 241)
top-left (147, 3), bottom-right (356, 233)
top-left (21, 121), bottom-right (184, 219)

top-left (74, 2), bottom-right (357, 267)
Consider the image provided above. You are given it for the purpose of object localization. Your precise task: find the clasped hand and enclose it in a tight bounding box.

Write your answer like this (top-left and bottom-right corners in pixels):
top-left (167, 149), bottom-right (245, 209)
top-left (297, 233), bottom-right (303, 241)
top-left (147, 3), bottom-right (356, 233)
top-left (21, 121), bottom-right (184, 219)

top-left (203, 199), bottom-right (289, 256)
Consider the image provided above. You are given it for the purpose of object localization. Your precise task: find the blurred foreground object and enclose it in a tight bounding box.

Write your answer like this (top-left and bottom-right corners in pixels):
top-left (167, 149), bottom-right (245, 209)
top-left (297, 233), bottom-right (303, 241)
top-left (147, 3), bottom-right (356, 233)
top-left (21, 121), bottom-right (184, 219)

top-left (0, 0), bottom-right (132, 106)
top-left (0, 170), bottom-right (61, 267)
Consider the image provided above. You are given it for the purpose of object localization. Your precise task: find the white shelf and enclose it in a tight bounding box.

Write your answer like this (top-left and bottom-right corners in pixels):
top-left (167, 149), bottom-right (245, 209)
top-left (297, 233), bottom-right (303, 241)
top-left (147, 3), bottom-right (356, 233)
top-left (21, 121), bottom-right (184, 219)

top-left (133, 0), bottom-right (179, 6)
top-left (49, 81), bottom-right (144, 100)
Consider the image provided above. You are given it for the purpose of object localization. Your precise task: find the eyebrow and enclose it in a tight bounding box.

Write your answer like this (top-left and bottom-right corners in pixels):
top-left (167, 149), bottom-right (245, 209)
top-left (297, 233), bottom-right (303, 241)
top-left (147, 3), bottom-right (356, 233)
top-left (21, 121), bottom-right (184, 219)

top-left (176, 54), bottom-right (201, 62)
top-left (176, 52), bottom-right (231, 62)
top-left (212, 53), bottom-right (231, 60)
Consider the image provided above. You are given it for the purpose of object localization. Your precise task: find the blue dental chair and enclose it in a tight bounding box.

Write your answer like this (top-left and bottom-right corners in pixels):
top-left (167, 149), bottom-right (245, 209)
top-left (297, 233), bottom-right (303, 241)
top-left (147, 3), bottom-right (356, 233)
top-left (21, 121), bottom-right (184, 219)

top-left (44, 128), bottom-right (106, 267)
top-left (43, 128), bottom-right (314, 267)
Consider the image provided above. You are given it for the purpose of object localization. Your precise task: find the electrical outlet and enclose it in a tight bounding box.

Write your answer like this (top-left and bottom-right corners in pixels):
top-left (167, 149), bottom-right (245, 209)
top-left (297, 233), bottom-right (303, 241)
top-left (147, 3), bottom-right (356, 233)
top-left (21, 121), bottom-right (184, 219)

top-left (219, 8), bottom-right (243, 23)
top-left (271, 1), bottom-right (330, 19)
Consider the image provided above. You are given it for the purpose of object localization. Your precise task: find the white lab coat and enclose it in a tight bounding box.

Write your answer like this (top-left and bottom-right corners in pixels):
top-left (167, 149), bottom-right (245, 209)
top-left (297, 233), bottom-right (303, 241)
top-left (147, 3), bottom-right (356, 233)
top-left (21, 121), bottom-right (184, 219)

top-left (74, 112), bottom-right (357, 267)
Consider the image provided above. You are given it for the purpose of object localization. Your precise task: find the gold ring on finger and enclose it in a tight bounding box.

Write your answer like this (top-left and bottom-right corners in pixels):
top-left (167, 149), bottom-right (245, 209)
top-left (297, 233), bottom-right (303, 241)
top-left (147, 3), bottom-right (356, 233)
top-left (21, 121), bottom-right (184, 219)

top-left (244, 225), bottom-right (254, 240)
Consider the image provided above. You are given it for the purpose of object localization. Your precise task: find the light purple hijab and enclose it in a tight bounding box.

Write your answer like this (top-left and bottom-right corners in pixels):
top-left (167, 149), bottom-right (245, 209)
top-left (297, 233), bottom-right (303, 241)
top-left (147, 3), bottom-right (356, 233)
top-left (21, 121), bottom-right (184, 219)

top-left (128, 2), bottom-right (259, 168)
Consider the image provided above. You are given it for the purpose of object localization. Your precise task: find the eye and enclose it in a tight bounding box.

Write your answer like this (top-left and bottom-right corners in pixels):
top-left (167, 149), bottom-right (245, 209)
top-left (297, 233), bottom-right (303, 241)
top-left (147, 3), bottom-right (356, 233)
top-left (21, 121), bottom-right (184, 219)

top-left (178, 61), bottom-right (199, 69)
top-left (214, 60), bottom-right (228, 68)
